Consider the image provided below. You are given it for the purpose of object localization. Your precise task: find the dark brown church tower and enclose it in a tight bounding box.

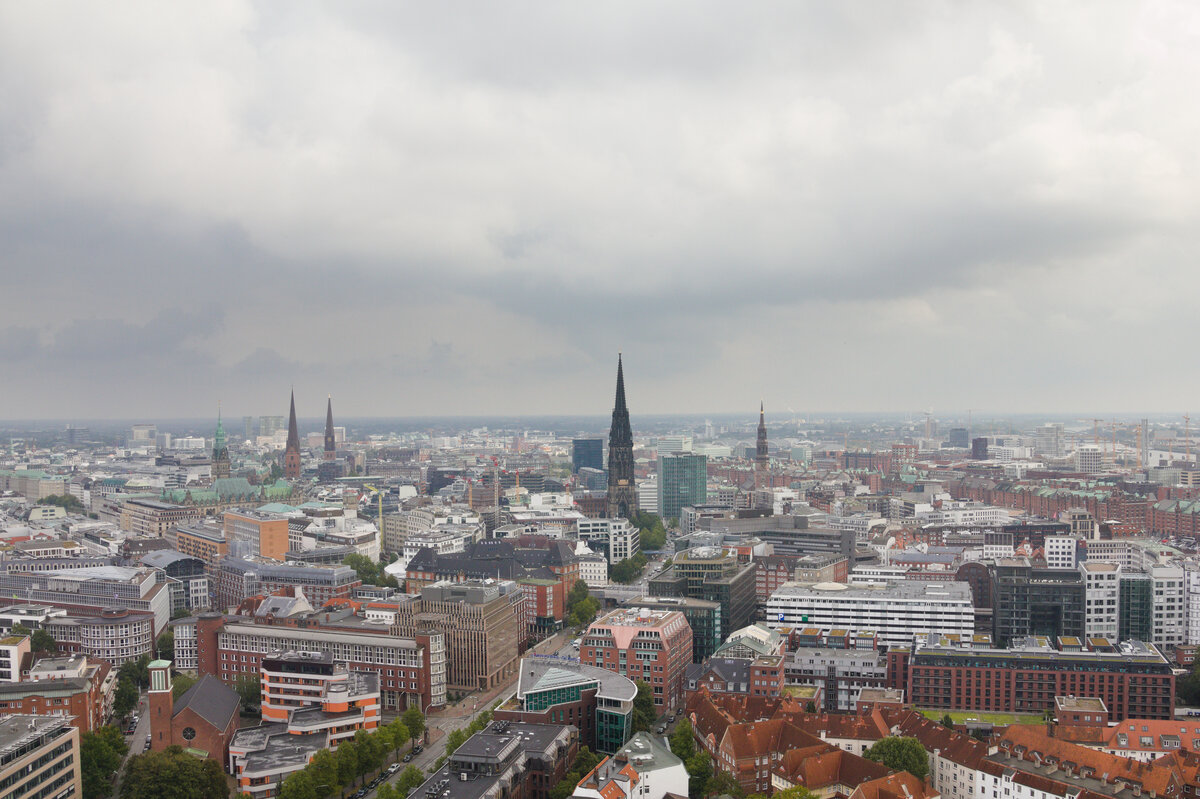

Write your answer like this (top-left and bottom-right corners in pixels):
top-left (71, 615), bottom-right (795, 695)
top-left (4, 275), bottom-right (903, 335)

top-left (324, 395), bottom-right (336, 461)
top-left (606, 354), bottom-right (638, 520)
top-left (284, 389), bottom-right (301, 479)
top-left (755, 401), bottom-right (769, 489)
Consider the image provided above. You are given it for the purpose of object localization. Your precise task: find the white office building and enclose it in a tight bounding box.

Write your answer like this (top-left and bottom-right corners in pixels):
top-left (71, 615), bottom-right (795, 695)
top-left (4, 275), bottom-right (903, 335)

top-left (1151, 565), bottom-right (1186, 649)
top-left (1081, 561), bottom-right (1120, 639)
top-left (576, 518), bottom-right (640, 564)
top-left (765, 581), bottom-right (974, 647)
top-left (1044, 536), bottom-right (1079, 570)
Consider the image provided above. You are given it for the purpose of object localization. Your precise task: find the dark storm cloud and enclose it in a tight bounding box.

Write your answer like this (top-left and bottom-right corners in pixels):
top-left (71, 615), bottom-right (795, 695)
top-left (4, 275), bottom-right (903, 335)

top-left (0, 1), bottom-right (1197, 417)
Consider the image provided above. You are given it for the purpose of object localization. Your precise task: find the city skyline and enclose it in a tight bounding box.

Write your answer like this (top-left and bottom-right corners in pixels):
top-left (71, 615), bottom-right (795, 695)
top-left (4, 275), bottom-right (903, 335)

top-left (3, 4), bottom-right (1199, 418)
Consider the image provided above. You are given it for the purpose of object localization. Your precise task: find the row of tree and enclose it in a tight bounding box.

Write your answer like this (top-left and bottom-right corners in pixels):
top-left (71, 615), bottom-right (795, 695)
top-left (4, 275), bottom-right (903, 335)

top-left (566, 580), bottom-right (600, 629)
top-left (343, 554), bottom-right (400, 589)
top-left (277, 707), bottom-right (426, 799)
top-left (548, 747), bottom-right (602, 799)
top-left (434, 703), bottom-right (498, 771)
top-left (632, 511), bottom-right (668, 551)
top-left (609, 552), bottom-right (649, 584)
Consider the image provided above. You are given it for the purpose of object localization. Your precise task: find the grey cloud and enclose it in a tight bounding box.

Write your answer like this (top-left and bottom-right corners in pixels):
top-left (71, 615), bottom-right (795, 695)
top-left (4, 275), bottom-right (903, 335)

top-left (0, 2), bottom-right (1197, 417)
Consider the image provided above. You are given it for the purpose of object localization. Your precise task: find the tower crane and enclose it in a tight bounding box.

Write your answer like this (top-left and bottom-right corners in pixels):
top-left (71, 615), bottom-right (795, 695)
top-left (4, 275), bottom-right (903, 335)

top-left (1186, 414), bottom-right (1193, 463)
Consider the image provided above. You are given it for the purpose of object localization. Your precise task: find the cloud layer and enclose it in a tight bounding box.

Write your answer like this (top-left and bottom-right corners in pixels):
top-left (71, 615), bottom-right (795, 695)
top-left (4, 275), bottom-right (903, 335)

top-left (1, 2), bottom-right (1198, 419)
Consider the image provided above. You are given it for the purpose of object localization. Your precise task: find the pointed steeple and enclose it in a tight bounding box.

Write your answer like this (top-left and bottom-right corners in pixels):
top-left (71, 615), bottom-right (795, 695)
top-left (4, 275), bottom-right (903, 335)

top-left (324, 395), bottom-right (336, 460)
top-left (212, 401), bottom-right (231, 478)
top-left (284, 388), bottom-right (301, 479)
top-left (756, 400), bottom-right (769, 471)
top-left (606, 354), bottom-right (637, 520)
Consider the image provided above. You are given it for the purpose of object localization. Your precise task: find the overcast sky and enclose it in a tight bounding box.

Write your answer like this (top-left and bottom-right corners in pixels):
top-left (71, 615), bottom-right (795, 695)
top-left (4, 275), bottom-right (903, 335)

top-left (1, 2), bottom-right (1198, 421)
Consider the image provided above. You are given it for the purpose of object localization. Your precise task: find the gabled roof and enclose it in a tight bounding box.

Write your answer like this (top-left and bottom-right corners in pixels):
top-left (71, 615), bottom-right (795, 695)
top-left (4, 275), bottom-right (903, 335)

top-left (173, 674), bottom-right (240, 731)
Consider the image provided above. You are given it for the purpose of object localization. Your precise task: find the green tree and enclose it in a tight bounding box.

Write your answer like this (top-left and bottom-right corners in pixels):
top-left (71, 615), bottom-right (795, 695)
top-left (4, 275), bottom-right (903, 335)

top-left (118, 654), bottom-right (152, 688)
top-left (30, 628), bottom-right (57, 654)
top-left (172, 673), bottom-right (198, 700)
top-left (685, 752), bottom-right (712, 799)
top-left (38, 494), bottom-right (86, 512)
top-left (81, 726), bottom-right (129, 799)
top-left (632, 681), bottom-right (656, 733)
top-left (307, 749), bottom-right (338, 799)
top-left (171, 608), bottom-right (193, 621)
top-left (805, 701), bottom-right (817, 713)
top-left (444, 728), bottom-right (468, 757)
top-left (395, 765), bottom-right (426, 796)
top-left (336, 741), bottom-right (360, 794)
top-left (770, 788), bottom-right (819, 799)
top-left (234, 674), bottom-right (261, 707)
top-left (387, 719), bottom-right (411, 761)
top-left (279, 770), bottom-right (318, 799)
top-left (670, 719), bottom-right (696, 761)
top-left (113, 677), bottom-right (139, 720)
top-left (353, 729), bottom-right (384, 784)
top-left (549, 747), bottom-right (602, 799)
top-left (863, 737), bottom-right (929, 780)
top-left (377, 786), bottom-right (398, 799)
top-left (941, 714), bottom-right (955, 728)
top-left (402, 707), bottom-right (426, 742)
top-left (342, 554), bottom-right (400, 589)
top-left (157, 631), bottom-right (174, 663)
top-left (706, 771), bottom-right (743, 799)
top-left (121, 746), bottom-right (228, 799)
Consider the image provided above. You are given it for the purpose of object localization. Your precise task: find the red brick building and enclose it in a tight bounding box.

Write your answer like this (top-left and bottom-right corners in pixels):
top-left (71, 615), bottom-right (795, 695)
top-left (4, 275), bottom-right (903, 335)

top-left (148, 661), bottom-right (240, 765)
top-left (753, 555), bottom-right (797, 604)
top-left (0, 656), bottom-right (112, 732)
top-left (580, 607), bottom-right (692, 712)
top-left (892, 636), bottom-right (1175, 719)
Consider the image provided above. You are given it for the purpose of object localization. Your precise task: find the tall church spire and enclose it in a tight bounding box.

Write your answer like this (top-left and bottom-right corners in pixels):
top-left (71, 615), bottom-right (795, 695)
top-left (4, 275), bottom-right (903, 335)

top-left (323, 395), bottom-right (336, 461)
top-left (755, 401), bottom-right (769, 488)
top-left (284, 389), bottom-right (301, 480)
top-left (212, 402), bottom-right (230, 479)
top-left (606, 354), bottom-right (637, 520)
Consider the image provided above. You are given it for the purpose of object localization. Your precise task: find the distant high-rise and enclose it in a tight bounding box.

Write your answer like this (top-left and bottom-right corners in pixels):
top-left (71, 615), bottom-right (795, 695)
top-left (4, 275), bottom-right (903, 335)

top-left (971, 437), bottom-right (989, 460)
top-left (572, 438), bottom-right (603, 474)
top-left (243, 416), bottom-right (254, 441)
top-left (606, 355), bottom-right (637, 521)
top-left (284, 390), bottom-right (301, 480)
top-left (259, 415), bottom-right (286, 437)
top-left (211, 406), bottom-right (231, 479)
top-left (948, 427), bottom-right (969, 449)
top-left (323, 396), bottom-right (336, 462)
top-left (658, 452), bottom-right (707, 522)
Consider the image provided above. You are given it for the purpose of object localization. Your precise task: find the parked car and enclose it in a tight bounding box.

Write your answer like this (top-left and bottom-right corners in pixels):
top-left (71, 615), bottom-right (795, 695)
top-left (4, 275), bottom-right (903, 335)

top-left (655, 725), bottom-right (667, 734)
top-left (413, 745), bottom-right (423, 754)
top-left (403, 753), bottom-right (413, 762)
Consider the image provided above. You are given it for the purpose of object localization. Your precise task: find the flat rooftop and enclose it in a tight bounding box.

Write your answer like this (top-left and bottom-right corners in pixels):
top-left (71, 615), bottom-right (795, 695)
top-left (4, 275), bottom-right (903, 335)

top-left (516, 657), bottom-right (637, 703)
top-left (0, 715), bottom-right (71, 758)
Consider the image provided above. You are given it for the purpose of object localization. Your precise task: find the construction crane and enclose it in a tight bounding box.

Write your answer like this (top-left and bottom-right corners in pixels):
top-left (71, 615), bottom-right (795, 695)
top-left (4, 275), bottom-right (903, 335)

top-left (1135, 422), bottom-right (1144, 470)
top-left (364, 484), bottom-right (386, 526)
top-left (1186, 414), bottom-right (1193, 463)
top-left (1111, 420), bottom-right (1118, 467)
top-left (1091, 419), bottom-right (1103, 450)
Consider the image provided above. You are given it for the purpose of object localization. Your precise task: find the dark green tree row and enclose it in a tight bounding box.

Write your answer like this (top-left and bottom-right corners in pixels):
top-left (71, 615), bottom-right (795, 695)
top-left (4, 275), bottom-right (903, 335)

top-left (609, 553), bottom-right (649, 584)
top-left (37, 493), bottom-right (87, 512)
top-left (632, 512), bottom-right (667, 551)
top-left (566, 580), bottom-right (600, 629)
top-left (277, 708), bottom-right (426, 799)
top-left (11, 624), bottom-right (57, 655)
top-left (121, 746), bottom-right (227, 799)
top-left (343, 554), bottom-right (400, 588)
top-left (81, 726), bottom-right (129, 799)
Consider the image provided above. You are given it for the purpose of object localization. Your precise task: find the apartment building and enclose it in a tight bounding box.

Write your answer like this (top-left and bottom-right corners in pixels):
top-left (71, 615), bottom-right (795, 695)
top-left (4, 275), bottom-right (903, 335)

top-left (580, 607), bottom-right (693, 712)
top-left (229, 651), bottom-right (381, 798)
top-left (187, 609), bottom-right (445, 712)
top-left (391, 580), bottom-right (521, 693)
top-left (224, 509), bottom-right (290, 561)
top-left (892, 633), bottom-right (1175, 719)
top-left (0, 716), bottom-right (80, 799)
top-left (767, 580), bottom-right (974, 647)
